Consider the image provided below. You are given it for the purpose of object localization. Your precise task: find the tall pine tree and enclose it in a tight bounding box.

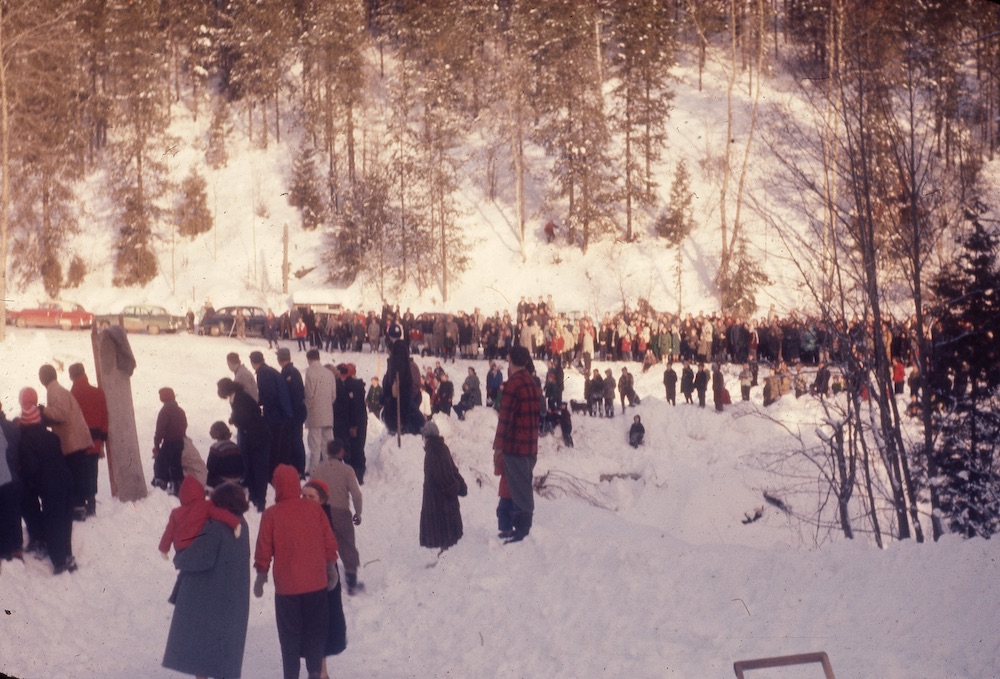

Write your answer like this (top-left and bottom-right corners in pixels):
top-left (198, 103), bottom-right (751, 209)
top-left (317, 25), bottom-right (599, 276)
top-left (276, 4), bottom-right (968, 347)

top-left (928, 200), bottom-right (1000, 538)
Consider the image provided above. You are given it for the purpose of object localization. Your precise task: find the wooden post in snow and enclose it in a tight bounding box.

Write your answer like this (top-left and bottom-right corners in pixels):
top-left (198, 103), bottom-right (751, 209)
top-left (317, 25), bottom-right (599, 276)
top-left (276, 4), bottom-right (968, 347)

top-left (91, 325), bottom-right (147, 501)
top-left (282, 222), bottom-right (289, 294)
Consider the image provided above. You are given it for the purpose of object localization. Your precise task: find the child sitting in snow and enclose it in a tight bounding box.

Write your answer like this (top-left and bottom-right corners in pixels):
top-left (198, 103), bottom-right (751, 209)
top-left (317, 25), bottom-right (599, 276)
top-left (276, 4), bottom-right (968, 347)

top-left (628, 415), bottom-right (645, 448)
top-left (158, 475), bottom-right (241, 559)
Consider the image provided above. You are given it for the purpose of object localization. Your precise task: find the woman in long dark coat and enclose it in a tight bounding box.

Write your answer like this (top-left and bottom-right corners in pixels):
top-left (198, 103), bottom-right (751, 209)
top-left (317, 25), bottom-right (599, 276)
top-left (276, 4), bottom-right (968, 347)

top-left (419, 421), bottom-right (466, 550)
top-left (162, 482), bottom-right (250, 679)
top-left (301, 479), bottom-right (347, 678)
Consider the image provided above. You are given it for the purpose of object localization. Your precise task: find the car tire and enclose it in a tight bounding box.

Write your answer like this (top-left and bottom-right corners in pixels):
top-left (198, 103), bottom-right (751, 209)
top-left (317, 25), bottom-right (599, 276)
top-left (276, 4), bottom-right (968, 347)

top-left (59, 319), bottom-right (72, 331)
top-left (148, 325), bottom-right (161, 335)
top-left (209, 325), bottom-right (221, 337)
top-left (15, 317), bottom-right (26, 328)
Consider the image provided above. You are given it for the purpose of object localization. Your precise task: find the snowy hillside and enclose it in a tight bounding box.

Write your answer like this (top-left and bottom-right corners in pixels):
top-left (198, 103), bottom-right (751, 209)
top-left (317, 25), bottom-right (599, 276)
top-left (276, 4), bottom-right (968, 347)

top-left (10, 47), bottom-right (823, 323)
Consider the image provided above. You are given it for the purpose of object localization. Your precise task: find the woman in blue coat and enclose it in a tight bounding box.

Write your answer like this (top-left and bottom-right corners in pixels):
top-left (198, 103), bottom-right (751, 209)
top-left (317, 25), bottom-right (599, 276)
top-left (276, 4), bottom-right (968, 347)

top-left (162, 482), bottom-right (250, 679)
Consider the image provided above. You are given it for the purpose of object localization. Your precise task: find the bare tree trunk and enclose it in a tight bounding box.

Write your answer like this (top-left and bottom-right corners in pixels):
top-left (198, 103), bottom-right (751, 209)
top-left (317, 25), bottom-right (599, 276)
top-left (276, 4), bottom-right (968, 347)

top-left (0, 11), bottom-right (9, 339)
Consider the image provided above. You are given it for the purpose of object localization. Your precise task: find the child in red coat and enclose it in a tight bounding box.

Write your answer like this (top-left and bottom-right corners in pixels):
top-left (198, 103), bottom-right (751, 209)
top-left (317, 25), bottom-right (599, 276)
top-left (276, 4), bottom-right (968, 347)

top-left (159, 475), bottom-right (241, 558)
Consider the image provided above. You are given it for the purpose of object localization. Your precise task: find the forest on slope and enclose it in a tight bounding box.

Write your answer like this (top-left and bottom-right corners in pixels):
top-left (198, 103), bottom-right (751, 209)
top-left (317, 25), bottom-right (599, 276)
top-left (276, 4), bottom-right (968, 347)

top-left (1, 0), bottom-right (998, 316)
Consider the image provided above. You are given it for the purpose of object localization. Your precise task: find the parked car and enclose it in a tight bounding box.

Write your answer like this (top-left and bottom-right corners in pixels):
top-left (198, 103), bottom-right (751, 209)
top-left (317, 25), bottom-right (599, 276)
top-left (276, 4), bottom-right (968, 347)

top-left (8, 301), bottom-right (94, 330)
top-left (95, 305), bottom-right (187, 335)
top-left (200, 305), bottom-right (268, 337)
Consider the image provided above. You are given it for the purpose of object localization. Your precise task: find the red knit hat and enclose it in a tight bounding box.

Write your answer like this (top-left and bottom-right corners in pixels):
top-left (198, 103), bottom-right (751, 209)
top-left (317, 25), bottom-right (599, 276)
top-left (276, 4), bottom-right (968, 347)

top-left (303, 479), bottom-right (329, 503)
top-left (159, 387), bottom-right (175, 403)
top-left (18, 387), bottom-right (41, 426)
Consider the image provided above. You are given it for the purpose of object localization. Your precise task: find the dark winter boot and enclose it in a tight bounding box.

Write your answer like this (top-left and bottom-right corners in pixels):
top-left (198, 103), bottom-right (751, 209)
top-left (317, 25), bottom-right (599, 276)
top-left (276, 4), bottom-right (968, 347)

top-left (505, 512), bottom-right (533, 544)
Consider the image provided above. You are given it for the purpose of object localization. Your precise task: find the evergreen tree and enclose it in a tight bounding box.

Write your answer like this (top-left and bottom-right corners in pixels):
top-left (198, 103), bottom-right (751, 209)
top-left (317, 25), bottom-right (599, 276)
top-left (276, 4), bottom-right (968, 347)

top-left (175, 168), bottom-right (213, 238)
top-left (530, 0), bottom-right (617, 253)
top-left (299, 0), bottom-right (369, 199)
top-left (607, 0), bottom-right (676, 241)
top-left (105, 0), bottom-right (172, 286)
top-left (288, 137), bottom-right (326, 231)
top-left (656, 160), bottom-right (695, 244)
top-left (205, 101), bottom-right (231, 169)
top-left (928, 200), bottom-right (1000, 538)
top-left (4, 0), bottom-right (86, 298)
top-left (220, 0), bottom-right (296, 146)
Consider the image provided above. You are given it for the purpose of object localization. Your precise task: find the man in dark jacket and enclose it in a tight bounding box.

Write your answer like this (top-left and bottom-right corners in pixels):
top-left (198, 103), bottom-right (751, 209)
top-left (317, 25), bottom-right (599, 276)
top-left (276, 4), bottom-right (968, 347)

top-left (618, 366), bottom-right (638, 410)
top-left (334, 364), bottom-right (368, 485)
top-left (712, 363), bottom-right (726, 412)
top-left (250, 351), bottom-right (293, 475)
top-left (586, 369), bottom-right (604, 417)
top-left (218, 378), bottom-right (271, 512)
top-left (602, 368), bottom-right (617, 417)
top-left (154, 387), bottom-right (187, 495)
top-left (694, 363), bottom-right (709, 408)
top-left (663, 362), bottom-right (678, 405)
top-left (277, 348), bottom-right (307, 477)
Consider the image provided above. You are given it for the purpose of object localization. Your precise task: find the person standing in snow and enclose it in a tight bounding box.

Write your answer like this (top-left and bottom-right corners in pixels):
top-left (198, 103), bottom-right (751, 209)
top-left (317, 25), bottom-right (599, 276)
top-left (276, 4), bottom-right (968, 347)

top-left (739, 363), bottom-right (753, 401)
top-left (663, 361), bottom-right (678, 406)
top-left (38, 364), bottom-right (93, 521)
top-left (300, 479), bottom-right (348, 670)
top-left (250, 350), bottom-right (293, 474)
top-left (0, 402), bottom-right (23, 562)
top-left (694, 363), bottom-right (709, 408)
top-left (254, 464), bottom-right (339, 679)
top-left (68, 363), bottom-right (108, 518)
top-left (153, 387), bottom-right (187, 495)
top-left (17, 387), bottom-right (76, 574)
top-left (216, 378), bottom-right (270, 513)
top-left (680, 361), bottom-right (695, 404)
top-left (304, 349), bottom-right (336, 475)
top-left (419, 421), bottom-right (466, 551)
top-left (602, 368), bottom-right (617, 417)
top-left (309, 439), bottom-right (364, 595)
top-left (492, 346), bottom-right (541, 543)
top-left (618, 366), bottom-right (638, 410)
top-left (227, 352), bottom-right (259, 403)
top-left (712, 363), bottom-right (726, 412)
top-left (485, 362), bottom-right (503, 407)
top-left (333, 363), bottom-right (368, 485)
top-left (162, 482), bottom-right (250, 679)
top-left (205, 421), bottom-right (246, 490)
top-left (277, 347), bottom-right (307, 478)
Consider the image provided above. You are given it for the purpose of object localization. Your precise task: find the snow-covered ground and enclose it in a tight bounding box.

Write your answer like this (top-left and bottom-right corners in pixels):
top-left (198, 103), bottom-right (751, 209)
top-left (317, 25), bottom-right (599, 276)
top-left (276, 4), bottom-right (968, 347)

top-left (1, 328), bottom-right (998, 679)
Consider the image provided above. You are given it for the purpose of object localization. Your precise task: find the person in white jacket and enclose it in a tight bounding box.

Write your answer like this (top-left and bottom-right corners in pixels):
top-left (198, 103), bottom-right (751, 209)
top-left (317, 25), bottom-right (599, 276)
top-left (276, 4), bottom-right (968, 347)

top-left (303, 349), bottom-right (336, 474)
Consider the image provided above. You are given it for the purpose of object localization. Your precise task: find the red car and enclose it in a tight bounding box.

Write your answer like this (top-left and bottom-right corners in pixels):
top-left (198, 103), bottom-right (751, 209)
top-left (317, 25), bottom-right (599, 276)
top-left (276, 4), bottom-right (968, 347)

top-left (8, 300), bottom-right (94, 330)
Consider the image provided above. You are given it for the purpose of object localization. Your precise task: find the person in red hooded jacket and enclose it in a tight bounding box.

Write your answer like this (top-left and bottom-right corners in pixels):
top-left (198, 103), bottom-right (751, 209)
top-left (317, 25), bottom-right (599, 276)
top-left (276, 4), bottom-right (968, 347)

top-left (254, 464), bottom-right (338, 679)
